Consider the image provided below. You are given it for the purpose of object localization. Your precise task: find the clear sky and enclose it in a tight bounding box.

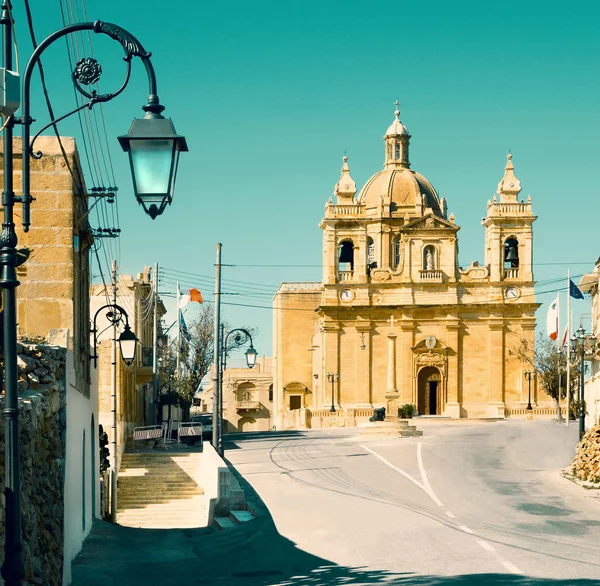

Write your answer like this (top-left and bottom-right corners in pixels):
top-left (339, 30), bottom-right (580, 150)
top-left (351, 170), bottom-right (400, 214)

top-left (13, 0), bottom-right (600, 358)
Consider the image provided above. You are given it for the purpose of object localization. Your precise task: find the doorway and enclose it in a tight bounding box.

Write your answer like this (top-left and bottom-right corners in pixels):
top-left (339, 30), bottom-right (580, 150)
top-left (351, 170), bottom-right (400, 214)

top-left (417, 366), bottom-right (442, 415)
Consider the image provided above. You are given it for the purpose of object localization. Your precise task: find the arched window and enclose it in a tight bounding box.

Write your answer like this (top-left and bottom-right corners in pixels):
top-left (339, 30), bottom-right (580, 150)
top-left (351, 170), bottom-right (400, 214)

top-left (367, 238), bottom-right (376, 275)
top-left (504, 237), bottom-right (519, 268)
top-left (237, 382), bottom-right (256, 402)
top-left (395, 142), bottom-right (400, 160)
top-left (387, 143), bottom-right (392, 160)
top-left (338, 240), bottom-right (354, 271)
top-left (423, 245), bottom-right (435, 270)
top-left (393, 237), bottom-right (401, 268)
top-left (268, 384), bottom-right (273, 402)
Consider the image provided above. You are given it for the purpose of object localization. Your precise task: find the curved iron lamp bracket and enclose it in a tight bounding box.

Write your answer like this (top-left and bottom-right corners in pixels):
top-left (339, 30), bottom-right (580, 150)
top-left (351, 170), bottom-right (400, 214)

top-left (19, 20), bottom-right (162, 231)
top-left (90, 302), bottom-right (131, 368)
top-left (222, 328), bottom-right (255, 372)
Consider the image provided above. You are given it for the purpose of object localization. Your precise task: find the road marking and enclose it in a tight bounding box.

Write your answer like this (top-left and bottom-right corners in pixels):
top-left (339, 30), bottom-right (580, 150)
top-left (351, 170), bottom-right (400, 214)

top-left (359, 443), bottom-right (443, 507)
top-left (502, 561), bottom-right (522, 574)
top-left (445, 511), bottom-right (456, 518)
top-left (477, 539), bottom-right (494, 552)
top-left (459, 524), bottom-right (474, 534)
top-left (417, 443), bottom-right (443, 507)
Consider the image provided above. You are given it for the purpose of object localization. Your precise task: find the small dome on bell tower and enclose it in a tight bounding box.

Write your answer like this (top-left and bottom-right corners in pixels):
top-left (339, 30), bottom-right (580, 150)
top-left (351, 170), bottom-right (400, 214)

top-left (384, 100), bottom-right (411, 169)
top-left (334, 155), bottom-right (357, 201)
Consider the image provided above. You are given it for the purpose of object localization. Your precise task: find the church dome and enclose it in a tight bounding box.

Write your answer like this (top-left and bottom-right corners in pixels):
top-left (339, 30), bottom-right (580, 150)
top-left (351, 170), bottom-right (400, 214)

top-left (357, 167), bottom-right (443, 217)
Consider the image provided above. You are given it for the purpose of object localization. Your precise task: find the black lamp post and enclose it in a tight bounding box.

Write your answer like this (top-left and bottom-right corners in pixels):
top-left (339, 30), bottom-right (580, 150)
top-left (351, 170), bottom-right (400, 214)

top-left (327, 372), bottom-right (339, 413)
top-left (215, 328), bottom-right (258, 457)
top-left (570, 325), bottom-right (592, 441)
top-left (523, 370), bottom-right (533, 411)
top-left (1, 8), bottom-right (186, 584)
top-left (90, 304), bottom-right (138, 368)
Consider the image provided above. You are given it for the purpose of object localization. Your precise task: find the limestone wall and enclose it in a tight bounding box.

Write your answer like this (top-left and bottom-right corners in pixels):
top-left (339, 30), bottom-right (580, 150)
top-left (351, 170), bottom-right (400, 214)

top-left (0, 341), bottom-right (67, 586)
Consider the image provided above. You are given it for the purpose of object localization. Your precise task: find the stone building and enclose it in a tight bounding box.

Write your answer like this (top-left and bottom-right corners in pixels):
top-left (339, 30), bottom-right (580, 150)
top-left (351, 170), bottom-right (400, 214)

top-left (578, 263), bottom-right (600, 429)
top-left (273, 106), bottom-right (545, 429)
top-left (91, 267), bottom-right (166, 471)
top-left (201, 356), bottom-right (274, 432)
top-left (1, 136), bottom-right (97, 583)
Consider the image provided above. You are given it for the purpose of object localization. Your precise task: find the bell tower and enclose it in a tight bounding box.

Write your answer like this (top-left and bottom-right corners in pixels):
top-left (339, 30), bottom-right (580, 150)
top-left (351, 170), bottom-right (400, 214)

top-left (482, 154), bottom-right (536, 284)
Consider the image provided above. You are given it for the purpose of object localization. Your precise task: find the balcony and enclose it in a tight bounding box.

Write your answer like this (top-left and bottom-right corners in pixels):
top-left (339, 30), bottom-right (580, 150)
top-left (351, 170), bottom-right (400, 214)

top-left (337, 270), bottom-right (354, 282)
top-left (418, 270), bottom-right (443, 283)
top-left (503, 268), bottom-right (519, 280)
top-left (135, 345), bottom-right (154, 384)
top-left (237, 400), bottom-right (261, 411)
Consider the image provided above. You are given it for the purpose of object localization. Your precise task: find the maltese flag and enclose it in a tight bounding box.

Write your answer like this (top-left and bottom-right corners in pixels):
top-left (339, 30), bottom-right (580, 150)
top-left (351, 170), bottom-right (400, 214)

top-left (546, 296), bottom-right (559, 341)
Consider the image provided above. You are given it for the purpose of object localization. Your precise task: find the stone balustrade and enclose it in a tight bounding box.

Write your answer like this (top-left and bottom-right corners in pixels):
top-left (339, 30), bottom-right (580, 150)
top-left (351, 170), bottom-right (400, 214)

top-left (418, 269), bottom-right (443, 283)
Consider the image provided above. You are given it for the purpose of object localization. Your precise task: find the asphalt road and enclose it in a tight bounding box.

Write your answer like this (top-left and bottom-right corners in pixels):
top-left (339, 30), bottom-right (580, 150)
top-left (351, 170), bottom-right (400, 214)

top-left (224, 419), bottom-right (600, 583)
top-left (72, 419), bottom-right (600, 585)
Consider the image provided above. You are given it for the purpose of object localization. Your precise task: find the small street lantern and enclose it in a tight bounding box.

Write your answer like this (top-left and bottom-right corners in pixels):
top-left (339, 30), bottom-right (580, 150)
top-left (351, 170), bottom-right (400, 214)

top-left (118, 114), bottom-right (188, 219)
top-left (118, 324), bottom-right (138, 365)
top-left (245, 345), bottom-right (258, 369)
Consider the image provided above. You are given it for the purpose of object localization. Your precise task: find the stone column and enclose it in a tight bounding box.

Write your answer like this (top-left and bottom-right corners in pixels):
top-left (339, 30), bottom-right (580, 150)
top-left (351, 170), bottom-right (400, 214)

top-left (355, 320), bottom-right (372, 406)
top-left (399, 318), bottom-right (415, 404)
top-left (444, 319), bottom-right (461, 418)
top-left (385, 322), bottom-right (400, 420)
top-left (488, 317), bottom-right (505, 417)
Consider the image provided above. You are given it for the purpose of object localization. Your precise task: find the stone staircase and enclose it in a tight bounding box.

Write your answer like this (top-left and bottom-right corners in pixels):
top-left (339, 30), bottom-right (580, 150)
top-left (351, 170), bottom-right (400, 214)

top-left (116, 451), bottom-right (206, 529)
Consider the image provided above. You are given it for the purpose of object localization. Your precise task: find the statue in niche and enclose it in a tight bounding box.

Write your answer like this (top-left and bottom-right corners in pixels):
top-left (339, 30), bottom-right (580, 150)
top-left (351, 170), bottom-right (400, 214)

top-left (425, 249), bottom-right (434, 270)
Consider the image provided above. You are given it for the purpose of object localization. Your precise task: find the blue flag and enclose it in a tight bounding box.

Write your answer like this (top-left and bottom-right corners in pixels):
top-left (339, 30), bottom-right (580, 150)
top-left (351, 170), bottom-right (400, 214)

top-left (179, 312), bottom-right (192, 342)
top-left (569, 280), bottom-right (584, 299)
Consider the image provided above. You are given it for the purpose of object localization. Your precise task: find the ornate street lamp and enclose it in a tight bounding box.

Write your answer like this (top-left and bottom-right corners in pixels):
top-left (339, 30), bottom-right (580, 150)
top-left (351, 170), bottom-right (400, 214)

top-left (215, 328), bottom-right (258, 456)
top-left (0, 10), bottom-right (186, 584)
top-left (90, 304), bottom-right (138, 368)
top-left (570, 325), bottom-right (593, 441)
top-left (523, 370), bottom-right (533, 411)
top-left (327, 372), bottom-right (339, 413)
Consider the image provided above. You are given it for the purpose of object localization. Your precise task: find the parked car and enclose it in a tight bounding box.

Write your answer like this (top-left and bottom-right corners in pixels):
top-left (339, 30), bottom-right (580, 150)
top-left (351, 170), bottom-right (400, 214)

top-left (191, 414), bottom-right (213, 440)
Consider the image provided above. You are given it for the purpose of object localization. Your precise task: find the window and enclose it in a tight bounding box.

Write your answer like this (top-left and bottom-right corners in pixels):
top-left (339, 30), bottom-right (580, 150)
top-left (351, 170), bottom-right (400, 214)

top-left (393, 238), bottom-right (401, 268)
top-left (395, 142), bottom-right (400, 160)
top-left (367, 238), bottom-right (376, 275)
top-left (338, 240), bottom-right (354, 271)
top-left (504, 237), bottom-right (519, 268)
top-left (290, 396), bottom-right (302, 410)
top-left (268, 385), bottom-right (273, 402)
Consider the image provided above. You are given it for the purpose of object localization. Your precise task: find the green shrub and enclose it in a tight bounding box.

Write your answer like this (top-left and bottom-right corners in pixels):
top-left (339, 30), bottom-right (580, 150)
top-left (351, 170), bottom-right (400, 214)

top-left (398, 404), bottom-right (416, 418)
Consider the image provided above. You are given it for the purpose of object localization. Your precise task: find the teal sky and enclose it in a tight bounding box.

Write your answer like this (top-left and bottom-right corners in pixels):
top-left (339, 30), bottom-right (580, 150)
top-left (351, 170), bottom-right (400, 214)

top-left (14, 1), bottom-right (600, 358)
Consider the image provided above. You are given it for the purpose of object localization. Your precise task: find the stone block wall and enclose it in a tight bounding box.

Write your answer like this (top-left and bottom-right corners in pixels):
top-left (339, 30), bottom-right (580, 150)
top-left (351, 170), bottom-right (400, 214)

top-left (0, 341), bottom-right (66, 585)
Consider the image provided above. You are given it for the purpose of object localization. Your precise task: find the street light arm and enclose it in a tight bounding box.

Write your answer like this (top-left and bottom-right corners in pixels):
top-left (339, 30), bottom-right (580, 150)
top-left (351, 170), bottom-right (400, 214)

top-left (90, 303), bottom-right (132, 368)
top-left (222, 328), bottom-right (255, 371)
top-left (19, 20), bottom-right (163, 231)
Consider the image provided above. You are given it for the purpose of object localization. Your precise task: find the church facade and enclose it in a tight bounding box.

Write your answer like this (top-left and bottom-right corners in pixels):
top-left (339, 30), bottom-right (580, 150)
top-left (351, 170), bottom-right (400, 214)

top-left (273, 106), bottom-right (543, 429)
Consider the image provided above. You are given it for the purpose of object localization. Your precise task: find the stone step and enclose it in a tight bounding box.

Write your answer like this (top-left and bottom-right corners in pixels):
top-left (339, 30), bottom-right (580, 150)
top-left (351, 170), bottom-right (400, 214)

top-left (213, 516), bottom-right (236, 530)
top-left (230, 510), bottom-right (255, 524)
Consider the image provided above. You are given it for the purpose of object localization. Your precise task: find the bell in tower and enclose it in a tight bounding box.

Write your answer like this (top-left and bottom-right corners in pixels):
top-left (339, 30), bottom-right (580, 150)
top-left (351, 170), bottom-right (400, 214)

top-left (504, 238), bottom-right (519, 268)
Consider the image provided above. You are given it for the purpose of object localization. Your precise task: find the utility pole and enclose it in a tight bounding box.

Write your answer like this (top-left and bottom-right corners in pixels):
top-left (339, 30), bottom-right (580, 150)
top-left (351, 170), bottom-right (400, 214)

top-left (110, 260), bottom-right (118, 522)
top-left (212, 244), bottom-right (222, 456)
top-left (176, 281), bottom-right (181, 378)
top-left (151, 262), bottom-right (159, 425)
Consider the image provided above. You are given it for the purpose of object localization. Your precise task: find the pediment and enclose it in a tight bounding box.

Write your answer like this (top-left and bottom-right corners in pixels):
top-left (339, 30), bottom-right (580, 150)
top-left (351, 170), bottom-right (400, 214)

top-left (403, 214), bottom-right (458, 232)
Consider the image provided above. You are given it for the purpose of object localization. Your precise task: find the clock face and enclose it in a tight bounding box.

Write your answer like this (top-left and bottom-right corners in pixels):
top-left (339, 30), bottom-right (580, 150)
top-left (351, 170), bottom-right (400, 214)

top-left (340, 289), bottom-right (354, 302)
top-left (504, 286), bottom-right (520, 300)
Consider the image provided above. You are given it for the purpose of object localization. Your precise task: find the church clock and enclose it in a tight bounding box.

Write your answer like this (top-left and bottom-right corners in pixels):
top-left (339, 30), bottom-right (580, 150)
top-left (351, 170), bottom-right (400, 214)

top-left (340, 289), bottom-right (355, 302)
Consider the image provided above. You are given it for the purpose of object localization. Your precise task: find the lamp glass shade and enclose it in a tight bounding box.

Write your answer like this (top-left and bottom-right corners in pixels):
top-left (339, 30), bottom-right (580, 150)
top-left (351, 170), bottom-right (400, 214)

top-left (119, 116), bottom-right (187, 220)
top-left (245, 345), bottom-right (258, 369)
top-left (118, 326), bottom-right (138, 365)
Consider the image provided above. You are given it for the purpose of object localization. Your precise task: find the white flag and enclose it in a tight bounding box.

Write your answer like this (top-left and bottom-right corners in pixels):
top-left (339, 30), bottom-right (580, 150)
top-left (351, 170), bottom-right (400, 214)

top-left (546, 296), bottom-right (559, 341)
top-left (178, 294), bottom-right (191, 309)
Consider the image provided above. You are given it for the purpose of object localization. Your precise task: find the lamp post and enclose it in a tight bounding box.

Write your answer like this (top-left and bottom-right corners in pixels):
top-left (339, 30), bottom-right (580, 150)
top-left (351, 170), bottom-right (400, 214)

top-left (90, 304), bottom-right (138, 368)
top-left (523, 370), bottom-right (533, 411)
top-left (327, 372), bottom-right (338, 413)
top-left (570, 325), bottom-right (593, 441)
top-left (215, 328), bottom-right (257, 457)
top-left (1, 8), bottom-right (186, 584)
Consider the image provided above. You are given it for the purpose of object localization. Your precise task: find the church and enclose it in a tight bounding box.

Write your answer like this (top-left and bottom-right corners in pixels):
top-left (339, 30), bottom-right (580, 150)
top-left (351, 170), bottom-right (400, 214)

top-left (272, 104), bottom-right (543, 429)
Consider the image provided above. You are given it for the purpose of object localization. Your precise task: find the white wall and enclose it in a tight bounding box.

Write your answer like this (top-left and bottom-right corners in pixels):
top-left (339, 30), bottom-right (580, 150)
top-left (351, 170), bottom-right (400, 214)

top-left (62, 334), bottom-right (99, 586)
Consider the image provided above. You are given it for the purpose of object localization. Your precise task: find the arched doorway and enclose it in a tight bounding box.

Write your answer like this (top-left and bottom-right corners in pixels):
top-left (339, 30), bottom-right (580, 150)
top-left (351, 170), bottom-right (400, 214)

top-left (417, 367), bottom-right (442, 415)
top-left (238, 417), bottom-right (257, 432)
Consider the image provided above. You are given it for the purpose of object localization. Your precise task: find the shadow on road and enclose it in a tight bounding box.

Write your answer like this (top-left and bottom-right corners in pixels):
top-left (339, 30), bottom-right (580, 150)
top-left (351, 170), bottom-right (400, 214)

top-left (71, 432), bottom-right (598, 586)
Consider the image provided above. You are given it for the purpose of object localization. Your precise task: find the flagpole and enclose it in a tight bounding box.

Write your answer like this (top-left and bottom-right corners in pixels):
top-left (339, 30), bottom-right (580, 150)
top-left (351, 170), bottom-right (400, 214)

top-left (212, 243), bottom-right (223, 456)
top-left (566, 269), bottom-right (571, 427)
top-left (176, 281), bottom-right (181, 379)
top-left (557, 291), bottom-right (561, 419)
